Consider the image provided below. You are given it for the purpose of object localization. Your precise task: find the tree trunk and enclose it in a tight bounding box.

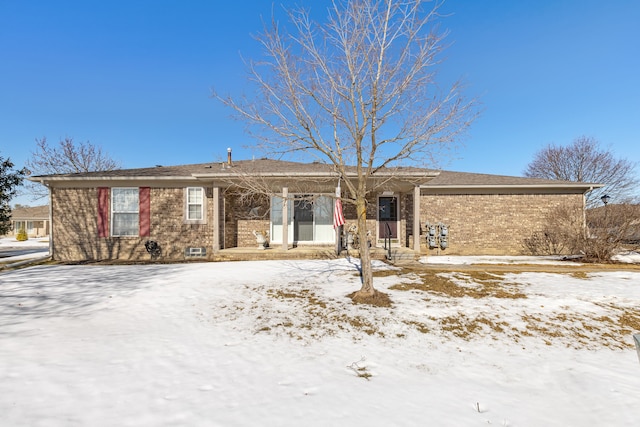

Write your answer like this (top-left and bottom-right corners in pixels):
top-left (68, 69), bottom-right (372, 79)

top-left (355, 195), bottom-right (374, 296)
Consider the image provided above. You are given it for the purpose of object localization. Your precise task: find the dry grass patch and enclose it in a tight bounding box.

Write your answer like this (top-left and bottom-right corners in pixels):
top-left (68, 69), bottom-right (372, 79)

top-left (620, 310), bottom-right (640, 331)
top-left (439, 315), bottom-right (510, 339)
top-left (263, 286), bottom-right (384, 339)
top-left (402, 320), bottom-right (430, 334)
top-left (390, 271), bottom-right (527, 299)
top-left (518, 309), bottom-right (640, 349)
top-left (240, 266), bottom-right (640, 349)
top-left (267, 288), bottom-right (327, 308)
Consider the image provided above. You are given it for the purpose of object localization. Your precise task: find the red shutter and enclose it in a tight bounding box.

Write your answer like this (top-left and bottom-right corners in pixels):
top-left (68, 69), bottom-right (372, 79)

top-left (98, 187), bottom-right (110, 238)
top-left (139, 187), bottom-right (151, 237)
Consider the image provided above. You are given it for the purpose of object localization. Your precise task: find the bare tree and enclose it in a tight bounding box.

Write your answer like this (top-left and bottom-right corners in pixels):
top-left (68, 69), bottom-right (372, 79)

top-left (216, 0), bottom-right (477, 301)
top-left (26, 137), bottom-right (121, 199)
top-left (524, 136), bottom-right (638, 207)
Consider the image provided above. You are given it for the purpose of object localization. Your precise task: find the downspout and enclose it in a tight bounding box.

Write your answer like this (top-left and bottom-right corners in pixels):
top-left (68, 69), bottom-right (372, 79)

top-left (41, 179), bottom-right (53, 260)
top-left (584, 186), bottom-right (592, 239)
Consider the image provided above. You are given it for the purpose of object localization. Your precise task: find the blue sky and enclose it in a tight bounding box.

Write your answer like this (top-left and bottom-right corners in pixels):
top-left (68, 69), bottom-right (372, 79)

top-left (2, 0), bottom-right (639, 205)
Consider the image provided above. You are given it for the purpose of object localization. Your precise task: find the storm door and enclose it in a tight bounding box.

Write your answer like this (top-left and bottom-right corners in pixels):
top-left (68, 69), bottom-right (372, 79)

top-left (378, 196), bottom-right (398, 242)
top-left (294, 197), bottom-right (314, 242)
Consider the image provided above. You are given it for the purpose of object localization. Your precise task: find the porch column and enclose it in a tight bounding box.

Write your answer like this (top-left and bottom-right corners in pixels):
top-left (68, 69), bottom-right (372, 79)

top-left (282, 187), bottom-right (289, 250)
top-left (212, 186), bottom-right (220, 252)
top-left (413, 186), bottom-right (421, 253)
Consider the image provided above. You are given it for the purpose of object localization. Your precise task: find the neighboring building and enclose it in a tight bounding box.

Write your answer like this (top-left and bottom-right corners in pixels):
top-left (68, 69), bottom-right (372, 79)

top-left (30, 155), bottom-right (600, 262)
top-left (5, 205), bottom-right (50, 238)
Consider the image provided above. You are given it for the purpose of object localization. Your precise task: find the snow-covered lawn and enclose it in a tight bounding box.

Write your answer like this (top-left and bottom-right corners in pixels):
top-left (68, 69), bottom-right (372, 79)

top-left (1, 258), bottom-right (639, 426)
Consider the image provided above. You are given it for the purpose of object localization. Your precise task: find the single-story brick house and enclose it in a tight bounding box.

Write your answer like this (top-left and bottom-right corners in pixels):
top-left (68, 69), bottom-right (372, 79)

top-left (30, 155), bottom-right (600, 262)
top-left (4, 205), bottom-right (50, 238)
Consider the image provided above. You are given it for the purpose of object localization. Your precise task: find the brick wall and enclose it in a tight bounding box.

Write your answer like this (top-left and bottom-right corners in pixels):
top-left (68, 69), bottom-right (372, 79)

top-left (419, 193), bottom-right (583, 255)
top-left (51, 187), bottom-right (217, 262)
top-left (223, 192), bottom-right (270, 248)
top-left (50, 185), bottom-right (586, 261)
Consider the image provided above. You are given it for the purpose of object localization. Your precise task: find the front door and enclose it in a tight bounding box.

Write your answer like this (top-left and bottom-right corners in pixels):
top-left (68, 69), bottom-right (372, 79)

top-left (378, 196), bottom-right (398, 243)
top-left (294, 198), bottom-right (314, 242)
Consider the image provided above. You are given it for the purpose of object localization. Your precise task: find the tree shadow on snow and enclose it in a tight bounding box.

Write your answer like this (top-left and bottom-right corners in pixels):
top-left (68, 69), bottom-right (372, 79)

top-left (0, 264), bottom-right (189, 335)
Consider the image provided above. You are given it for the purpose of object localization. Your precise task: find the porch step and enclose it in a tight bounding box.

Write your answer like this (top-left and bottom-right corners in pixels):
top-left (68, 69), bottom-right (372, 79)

top-left (340, 247), bottom-right (418, 263)
top-left (385, 248), bottom-right (418, 263)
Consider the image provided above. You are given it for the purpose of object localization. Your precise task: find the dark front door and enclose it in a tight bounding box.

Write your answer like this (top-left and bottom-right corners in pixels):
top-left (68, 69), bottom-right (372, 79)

top-left (294, 198), bottom-right (314, 241)
top-left (378, 196), bottom-right (398, 240)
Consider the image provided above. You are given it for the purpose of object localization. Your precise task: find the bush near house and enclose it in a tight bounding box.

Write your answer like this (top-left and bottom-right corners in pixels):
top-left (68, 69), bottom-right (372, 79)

top-left (523, 202), bottom-right (640, 262)
top-left (16, 227), bottom-right (28, 241)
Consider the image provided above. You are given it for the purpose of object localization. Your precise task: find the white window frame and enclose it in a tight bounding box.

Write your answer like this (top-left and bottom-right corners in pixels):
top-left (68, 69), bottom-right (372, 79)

top-left (111, 187), bottom-right (139, 237)
top-left (269, 193), bottom-right (334, 244)
top-left (184, 187), bottom-right (207, 224)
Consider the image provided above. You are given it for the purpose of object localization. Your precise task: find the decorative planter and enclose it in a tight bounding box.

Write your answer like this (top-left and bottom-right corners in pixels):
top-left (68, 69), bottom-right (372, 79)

top-left (252, 230), bottom-right (269, 250)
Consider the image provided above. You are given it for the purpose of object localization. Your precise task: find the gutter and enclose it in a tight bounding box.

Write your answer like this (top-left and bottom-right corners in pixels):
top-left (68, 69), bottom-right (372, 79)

top-left (28, 175), bottom-right (199, 183)
top-left (30, 171), bottom-right (441, 183)
top-left (193, 171), bottom-right (441, 179)
top-left (420, 183), bottom-right (605, 191)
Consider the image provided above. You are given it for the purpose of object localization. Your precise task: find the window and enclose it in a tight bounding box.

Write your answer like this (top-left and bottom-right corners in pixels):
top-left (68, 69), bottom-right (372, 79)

top-left (270, 194), bottom-right (334, 244)
top-left (184, 187), bottom-right (206, 224)
top-left (187, 187), bottom-right (204, 221)
top-left (112, 188), bottom-right (139, 236)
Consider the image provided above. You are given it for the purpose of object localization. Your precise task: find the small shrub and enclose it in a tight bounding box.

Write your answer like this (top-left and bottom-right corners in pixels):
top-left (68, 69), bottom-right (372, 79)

top-left (16, 227), bottom-right (28, 241)
top-left (523, 201), bottom-right (640, 262)
top-left (523, 230), bottom-right (567, 255)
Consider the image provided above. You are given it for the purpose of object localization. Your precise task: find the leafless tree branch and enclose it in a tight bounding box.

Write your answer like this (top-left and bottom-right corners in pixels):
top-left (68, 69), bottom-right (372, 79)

top-left (25, 137), bottom-right (121, 200)
top-left (524, 136), bottom-right (639, 208)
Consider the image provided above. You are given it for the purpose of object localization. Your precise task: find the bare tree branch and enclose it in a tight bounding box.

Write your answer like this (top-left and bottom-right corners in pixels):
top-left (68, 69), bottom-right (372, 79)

top-left (524, 136), bottom-right (639, 207)
top-left (25, 137), bottom-right (121, 200)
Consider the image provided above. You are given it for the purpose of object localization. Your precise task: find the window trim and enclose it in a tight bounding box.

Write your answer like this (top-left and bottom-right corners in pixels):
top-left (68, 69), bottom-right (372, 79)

top-left (270, 193), bottom-right (335, 244)
top-left (184, 187), bottom-right (207, 224)
top-left (111, 187), bottom-right (140, 237)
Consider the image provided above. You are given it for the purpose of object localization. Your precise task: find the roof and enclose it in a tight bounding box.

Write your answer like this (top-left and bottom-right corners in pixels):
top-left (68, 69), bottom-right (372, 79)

top-left (422, 170), bottom-right (602, 189)
top-left (29, 159), bottom-right (435, 180)
top-left (10, 205), bottom-right (49, 220)
top-left (29, 158), bottom-right (601, 190)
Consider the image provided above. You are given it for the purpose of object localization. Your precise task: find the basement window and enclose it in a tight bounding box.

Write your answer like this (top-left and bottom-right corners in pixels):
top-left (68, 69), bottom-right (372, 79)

top-left (184, 247), bottom-right (207, 257)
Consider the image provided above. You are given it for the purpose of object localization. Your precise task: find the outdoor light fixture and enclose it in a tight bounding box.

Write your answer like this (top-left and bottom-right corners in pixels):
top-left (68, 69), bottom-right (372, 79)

top-left (601, 194), bottom-right (611, 205)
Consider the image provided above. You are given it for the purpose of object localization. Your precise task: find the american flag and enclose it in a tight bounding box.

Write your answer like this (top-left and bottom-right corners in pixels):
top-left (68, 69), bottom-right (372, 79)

top-left (333, 194), bottom-right (345, 229)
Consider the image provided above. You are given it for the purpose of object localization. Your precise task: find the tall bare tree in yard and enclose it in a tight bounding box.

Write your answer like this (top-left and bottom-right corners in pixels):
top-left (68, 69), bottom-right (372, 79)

top-left (524, 136), bottom-right (638, 207)
top-left (26, 137), bottom-right (121, 199)
top-left (217, 0), bottom-right (477, 301)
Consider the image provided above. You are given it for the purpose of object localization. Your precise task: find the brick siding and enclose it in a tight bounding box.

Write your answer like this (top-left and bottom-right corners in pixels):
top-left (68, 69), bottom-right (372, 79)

top-left (51, 187), bottom-right (217, 262)
top-left (419, 193), bottom-right (583, 255)
top-left (49, 186), bottom-right (585, 261)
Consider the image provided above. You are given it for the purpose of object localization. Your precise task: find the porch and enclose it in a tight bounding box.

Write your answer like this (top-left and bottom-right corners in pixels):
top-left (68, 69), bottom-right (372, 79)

top-left (209, 246), bottom-right (418, 263)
